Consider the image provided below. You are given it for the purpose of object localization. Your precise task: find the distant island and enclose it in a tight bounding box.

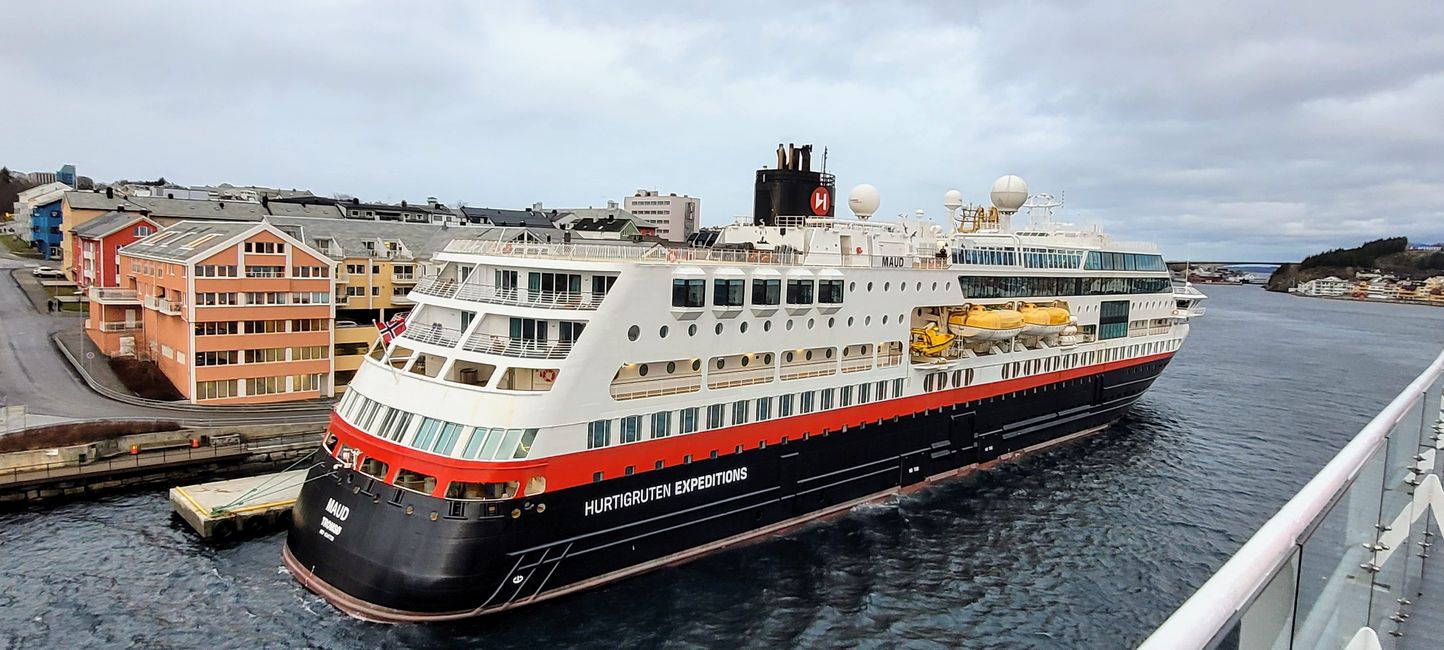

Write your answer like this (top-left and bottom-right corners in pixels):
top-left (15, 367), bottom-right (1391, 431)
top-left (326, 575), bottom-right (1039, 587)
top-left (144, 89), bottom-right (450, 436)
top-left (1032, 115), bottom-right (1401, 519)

top-left (1267, 237), bottom-right (1444, 291)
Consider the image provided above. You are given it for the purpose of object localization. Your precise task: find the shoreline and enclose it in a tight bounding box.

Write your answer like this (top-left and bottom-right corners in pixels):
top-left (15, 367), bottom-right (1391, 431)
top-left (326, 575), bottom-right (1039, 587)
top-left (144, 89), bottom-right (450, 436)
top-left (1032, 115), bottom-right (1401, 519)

top-left (1282, 291), bottom-right (1444, 309)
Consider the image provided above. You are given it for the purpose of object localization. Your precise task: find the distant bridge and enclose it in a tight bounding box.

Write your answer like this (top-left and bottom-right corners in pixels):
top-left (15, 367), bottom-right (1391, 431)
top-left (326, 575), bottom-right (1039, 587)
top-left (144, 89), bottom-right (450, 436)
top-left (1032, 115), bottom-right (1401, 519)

top-left (1164, 261), bottom-right (1290, 267)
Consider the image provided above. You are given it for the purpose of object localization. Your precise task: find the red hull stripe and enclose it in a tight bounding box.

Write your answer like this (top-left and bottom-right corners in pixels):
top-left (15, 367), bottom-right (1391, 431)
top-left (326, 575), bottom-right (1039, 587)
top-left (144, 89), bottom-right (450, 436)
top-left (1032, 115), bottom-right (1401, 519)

top-left (329, 352), bottom-right (1175, 497)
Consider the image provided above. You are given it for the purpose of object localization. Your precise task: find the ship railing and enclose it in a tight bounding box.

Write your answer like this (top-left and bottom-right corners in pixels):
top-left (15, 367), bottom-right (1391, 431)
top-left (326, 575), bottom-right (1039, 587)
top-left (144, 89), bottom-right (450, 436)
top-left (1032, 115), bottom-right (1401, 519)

top-left (840, 358), bottom-right (875, 373)
top-left (412, 276), bottom-right (459, 299)
top-left (780, 360), bottom-right (838, 381)
top-left (444, 238), bottom-right (954, 269)
top-left (461, 333), bottom-right (573, 360)
top-left (610, 376), bottom-right (703, 401)
top-left (1141, 348), bottom-right (1444, 649)
top-left (400, 322), bottom-right (464, 348)
top-left (706, 367), bottom-right (775, 390)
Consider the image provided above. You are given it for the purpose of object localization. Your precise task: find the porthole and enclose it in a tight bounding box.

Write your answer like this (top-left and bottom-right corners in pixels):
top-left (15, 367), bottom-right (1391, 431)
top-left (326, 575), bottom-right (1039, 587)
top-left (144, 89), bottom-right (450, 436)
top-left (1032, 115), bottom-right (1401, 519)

top-left (659, 325), bottom-right (669, 338)
top-left (843, 347), bottom-right (851, 357)
top-left (786, 351), bottom-right (794, 362)
top-left (847, 316), bottom-right (855, 326)
top-left (867, 282), bottom-right (874, 291)
top-left (688, 324), bottom-right (697, 336)
top-left (945, 281), bottom-right (951, 290)
top-left (805, 350), bottom-right (814, 361)
top-left (639, 364), bottom-right (649, 377)
top-left (900, 282), bottom-right (907, 292)
top-left (828, 317), bottom-right (835, 328)
top-left (807, 318), bottom-right (815, 329)
top-left (883, 315), bottom-right (889, 324)
top-left (849, 281), bottom-right (856, 291)
top-left (741, 356), bottom-right (750, 367)
top-left (787, 320), bottom-right (794, 331)
top-left (916, 282), bottom-right (922, 291)
top-left (667, 361), bottom-right (677, 373)
top-left (764, 353), bottom-right (773, 364)
top-left (825, 348), bottom-right (834, 359)
top-left (715, 323), bottom-right (724, 335)
top-left (716, 358), bottom-right (726, 370)
top-left (764, 320), bottom-right (772, 332)
top-left (884, 282), bottom-right (890, 291)
top-left (932, 282), bottom-right (938, 291)
top-left (866, 315), bottom-right (872, 325)
top-left (692, 359), bottom-right (701, 371)
top-left (899, 313), bottom-right (904, 323)
top-left (740, 322), bottom-right (749, 333)
top-left (627, 325), bottom-right (640, 341)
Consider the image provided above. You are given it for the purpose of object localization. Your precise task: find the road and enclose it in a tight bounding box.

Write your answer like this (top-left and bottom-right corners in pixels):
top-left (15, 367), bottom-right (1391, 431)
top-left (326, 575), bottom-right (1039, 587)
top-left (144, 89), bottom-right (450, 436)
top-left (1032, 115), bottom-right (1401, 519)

top-left (0, 251), bottom-right (331, 424)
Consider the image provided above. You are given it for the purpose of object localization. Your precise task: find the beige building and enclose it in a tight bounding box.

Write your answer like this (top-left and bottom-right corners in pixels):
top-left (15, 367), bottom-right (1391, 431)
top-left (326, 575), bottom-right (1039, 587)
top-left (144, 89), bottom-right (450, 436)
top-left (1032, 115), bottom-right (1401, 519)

top-left (623, 190), bottom-right (699, 243)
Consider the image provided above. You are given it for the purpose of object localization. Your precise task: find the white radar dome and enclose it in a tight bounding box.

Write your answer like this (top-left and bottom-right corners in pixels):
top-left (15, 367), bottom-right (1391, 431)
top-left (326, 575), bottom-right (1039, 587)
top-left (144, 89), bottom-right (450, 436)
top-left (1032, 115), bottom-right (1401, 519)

top-left (848, 184), bottom-right (880, 219)
top-left (943, 189), bottom-right (963, 209)
top-left (990, 175), bottom-right (1029, 213)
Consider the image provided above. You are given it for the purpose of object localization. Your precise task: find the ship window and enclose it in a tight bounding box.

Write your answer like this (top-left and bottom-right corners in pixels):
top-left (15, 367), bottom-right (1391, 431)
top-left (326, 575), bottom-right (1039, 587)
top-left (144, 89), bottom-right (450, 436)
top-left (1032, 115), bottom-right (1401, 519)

top-left (756, 397), bottom-right (771, 421)
top-left (683, 454), bottom-right (693, 465)
top-left (709, 450), bottom-right (719, 460)
top-left (779, 394), bottom-right (794, 417)
top-left (672, 279), bottom-right (705, 307)
top-left (659, 325), bottom-right (669, 338)
top-left (818, 279), bottom-right (844, 304)
top-left (680, 407), bottom-right (699, 434)
top-left (432, 423), bottom-right (464, 455)
top-left (715, 323), bottom-right (724, 335)
top-left (655, 460), bottom-right (665, 470)
top-left (627, 325), bottom-right (640, 341)
top-left (651, 411), bottom-right (671, 438)
top-left (620, 416), bottom-right (642, 443)
top-left (752, 279), bottom-right (780, 305)
top-left (840, 386), bottom-right (853, 406)
top-left (820, 388), bottom-right (834, 410)
top-left (625, 466), bottom-right (635, 476)
top-left (524, 476), bottom-right (546, 496)
top-left (800, 391), bottom-right (815, 414)
top-left (786, 279), bottom-right (814, 304)
top-left (713, 279), bottom-right (744, 306)
top-left (892, 378), bottom-right (904, 396)
top-left (587, 420), bottom-right (612, 449)
top-left (689, 324), bottom-right (698, 336)
top-left (413, 417), bottom-right (442, 450)
top-left (593, 472), bottom-right (604, 483)
top-left (876, 380), bottom-right (887, 400)
top-left (707, 404), bottom-right (725, 429)
top-left (394, 468), bottom-right (437, 495)
top-left (764, 320), bottom-right (772, 332)
top-left (462, 427), bottom-right (489, 458)
top-left (732, 400), bottom-right (749, 425)
top-left (445, 480), bottom-right (518, 500)
top-left (360, 457), bottom-right (389, 480)
top-left (859, 383), bottom-right (871, 403)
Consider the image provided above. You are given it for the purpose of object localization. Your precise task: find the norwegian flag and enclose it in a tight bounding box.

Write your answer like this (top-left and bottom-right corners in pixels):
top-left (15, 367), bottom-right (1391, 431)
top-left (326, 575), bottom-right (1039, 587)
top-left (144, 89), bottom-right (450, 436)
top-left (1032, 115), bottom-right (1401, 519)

top-left (375, 312), bottom-right (409, 344)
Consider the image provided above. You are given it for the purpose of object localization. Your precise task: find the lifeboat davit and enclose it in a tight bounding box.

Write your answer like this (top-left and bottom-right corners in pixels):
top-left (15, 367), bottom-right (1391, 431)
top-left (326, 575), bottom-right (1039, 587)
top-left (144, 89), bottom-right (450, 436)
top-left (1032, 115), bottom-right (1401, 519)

top-left (1019, 303), bottom-right (1070, 336)
top-left (947, 305), bottom-right (1024, 341)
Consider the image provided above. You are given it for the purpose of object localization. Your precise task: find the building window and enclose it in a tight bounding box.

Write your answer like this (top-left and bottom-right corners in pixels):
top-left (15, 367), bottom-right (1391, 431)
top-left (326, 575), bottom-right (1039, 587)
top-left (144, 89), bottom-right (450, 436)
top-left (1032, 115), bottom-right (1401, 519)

top-left (587, 420), bottom-right (611, 449)
top-left (195, 379), bottom-right (239, 400)
top-left (672, 279), bottom-right (705, 308)
top-left (244, 265), bottom-right (285, 278)
top-left (244, 241), bottom-right (285, 254)
top-left (713, 279), bottom-right (744, 307)
top-left (246, 375), bottom-right (287, 395)
top-left (786, 279), bottom-right (814, 304)
top-left (194, 351), bottom-right (238, 366)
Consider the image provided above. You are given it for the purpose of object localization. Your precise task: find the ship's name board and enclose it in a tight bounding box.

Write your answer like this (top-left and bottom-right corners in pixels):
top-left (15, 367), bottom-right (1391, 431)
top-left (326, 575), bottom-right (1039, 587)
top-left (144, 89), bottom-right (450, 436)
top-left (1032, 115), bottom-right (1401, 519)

top-left (583, 467), bottom-right (748, 517)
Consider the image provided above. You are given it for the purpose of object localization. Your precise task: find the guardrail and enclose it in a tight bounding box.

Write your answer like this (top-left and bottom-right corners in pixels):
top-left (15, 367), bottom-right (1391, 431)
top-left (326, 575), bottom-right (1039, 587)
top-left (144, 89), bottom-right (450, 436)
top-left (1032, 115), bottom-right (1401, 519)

top-left (0, 430), bottom-right (323, 487)
top-left (1142, 348), bottom-right (1444, 649)
top-left (462, 333), bottom-right (573, 359)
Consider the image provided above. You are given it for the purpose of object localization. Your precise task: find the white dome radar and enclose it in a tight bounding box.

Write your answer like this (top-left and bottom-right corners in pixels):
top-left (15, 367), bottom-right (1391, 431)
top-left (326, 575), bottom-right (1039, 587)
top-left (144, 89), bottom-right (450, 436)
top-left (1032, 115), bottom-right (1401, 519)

top-left (848, 184), bottom-right (880, 220)
top-left (943, 189), bottom-right (963, 210)
top-left (990, 175), bottom-right (1029, 214)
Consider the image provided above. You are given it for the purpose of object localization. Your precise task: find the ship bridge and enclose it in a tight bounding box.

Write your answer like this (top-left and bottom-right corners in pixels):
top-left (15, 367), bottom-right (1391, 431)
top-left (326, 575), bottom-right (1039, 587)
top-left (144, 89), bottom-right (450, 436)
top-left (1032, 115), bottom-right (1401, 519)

top-left (1144, 349), bottom-right (1444, 649)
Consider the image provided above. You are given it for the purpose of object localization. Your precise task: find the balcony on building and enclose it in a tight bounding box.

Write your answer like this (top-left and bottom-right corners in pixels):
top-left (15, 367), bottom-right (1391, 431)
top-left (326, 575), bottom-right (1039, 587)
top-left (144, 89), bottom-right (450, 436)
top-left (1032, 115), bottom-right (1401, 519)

top-left (89, 287), bottom-right (140, 305)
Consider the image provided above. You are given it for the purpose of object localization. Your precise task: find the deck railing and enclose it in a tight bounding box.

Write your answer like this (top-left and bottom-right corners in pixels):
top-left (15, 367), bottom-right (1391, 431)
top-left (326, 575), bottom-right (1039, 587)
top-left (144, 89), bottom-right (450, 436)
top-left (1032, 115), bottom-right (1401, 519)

top-left (461, 333), bottom-right (574, 359)
top-left (1142, 349), bottom-right (1444, 649)
top-left (412, 276), bottom-right (604, 310)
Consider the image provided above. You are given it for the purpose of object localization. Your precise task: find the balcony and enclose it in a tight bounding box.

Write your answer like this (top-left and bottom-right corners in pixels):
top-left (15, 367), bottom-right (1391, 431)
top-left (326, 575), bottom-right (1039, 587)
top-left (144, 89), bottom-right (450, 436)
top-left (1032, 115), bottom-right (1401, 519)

top-left (143, 295), bottom-right (185, 315)
top-left (461, 332), bottom-right (573, 359)
top-left (95, 321), bottom-right (143, 332)
top-left (89, 287), bottom-right (140, 304)
top-left (391, 273), bottom-right (418, 284)
top-left (400, 322), bottom-right (463, 348)
top-left (413, 276), bottom-right (602, 311)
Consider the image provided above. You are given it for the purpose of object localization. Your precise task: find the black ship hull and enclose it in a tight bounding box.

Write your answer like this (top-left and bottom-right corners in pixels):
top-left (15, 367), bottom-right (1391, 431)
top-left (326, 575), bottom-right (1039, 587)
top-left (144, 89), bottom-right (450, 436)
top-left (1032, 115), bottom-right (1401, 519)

top-left (283, 355), bottom-right (1170, 622)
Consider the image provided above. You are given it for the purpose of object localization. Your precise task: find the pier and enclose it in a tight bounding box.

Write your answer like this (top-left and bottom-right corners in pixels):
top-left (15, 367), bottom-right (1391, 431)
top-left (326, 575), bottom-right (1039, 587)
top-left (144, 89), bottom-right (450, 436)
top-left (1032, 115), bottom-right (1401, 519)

top-left (170, 469), bottom-right (309, 539)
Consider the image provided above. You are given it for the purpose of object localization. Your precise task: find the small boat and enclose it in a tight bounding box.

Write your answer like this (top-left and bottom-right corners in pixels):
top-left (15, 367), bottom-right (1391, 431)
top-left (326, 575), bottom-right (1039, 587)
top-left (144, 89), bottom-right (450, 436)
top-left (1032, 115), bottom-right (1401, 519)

top-left (910, 323), bottom-right (957, 357)
top-left (947, 305), bottom-right (1024, 340)
top-left (1019, 302), bottom-right (1069, 336)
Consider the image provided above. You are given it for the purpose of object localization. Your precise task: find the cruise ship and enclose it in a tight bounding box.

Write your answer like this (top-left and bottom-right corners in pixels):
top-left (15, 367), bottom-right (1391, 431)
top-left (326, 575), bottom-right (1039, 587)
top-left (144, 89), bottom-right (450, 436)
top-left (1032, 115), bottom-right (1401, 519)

top-left (282, 145), bottom-right (1206, 622)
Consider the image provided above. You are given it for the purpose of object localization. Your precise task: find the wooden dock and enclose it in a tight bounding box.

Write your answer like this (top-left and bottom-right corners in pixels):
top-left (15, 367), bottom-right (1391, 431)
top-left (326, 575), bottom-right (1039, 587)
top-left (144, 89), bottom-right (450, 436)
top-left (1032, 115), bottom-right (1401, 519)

top-left (169, 470), bottom-right (308, 539)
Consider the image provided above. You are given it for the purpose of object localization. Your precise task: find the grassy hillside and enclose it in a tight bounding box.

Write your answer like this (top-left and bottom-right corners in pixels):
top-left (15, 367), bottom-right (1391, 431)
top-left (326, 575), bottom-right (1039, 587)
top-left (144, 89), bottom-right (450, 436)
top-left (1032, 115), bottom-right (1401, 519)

top-left (1267, 237), bottom-right (1444, 291)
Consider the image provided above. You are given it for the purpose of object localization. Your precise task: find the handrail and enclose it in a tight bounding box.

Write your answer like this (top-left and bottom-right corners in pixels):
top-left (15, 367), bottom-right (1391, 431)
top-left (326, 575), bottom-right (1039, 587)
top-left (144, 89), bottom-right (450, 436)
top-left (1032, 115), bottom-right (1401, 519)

top-left (461, 333), bottom-right (574, 359)
top-left (1140, 348), bottom-right (1444, 649)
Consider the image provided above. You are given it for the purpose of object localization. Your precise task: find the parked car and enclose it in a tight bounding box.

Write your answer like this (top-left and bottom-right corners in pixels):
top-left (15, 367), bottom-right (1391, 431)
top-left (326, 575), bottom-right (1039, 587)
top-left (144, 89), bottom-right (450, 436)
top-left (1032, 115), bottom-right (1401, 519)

top-left (31, 267), bottom-right (64, 279)
top-left (335, 320), bottom-right (361, 327)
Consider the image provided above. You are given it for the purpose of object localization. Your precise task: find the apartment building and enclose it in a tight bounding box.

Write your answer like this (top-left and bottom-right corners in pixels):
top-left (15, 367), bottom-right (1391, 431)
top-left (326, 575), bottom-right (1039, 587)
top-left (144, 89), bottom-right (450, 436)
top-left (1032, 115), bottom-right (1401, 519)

top-left (110, 220), bottom-right (337, 404)
top-left (623, 189), bottom-right (699, 243)
top-left (71, 210), bottom-right (160, 291)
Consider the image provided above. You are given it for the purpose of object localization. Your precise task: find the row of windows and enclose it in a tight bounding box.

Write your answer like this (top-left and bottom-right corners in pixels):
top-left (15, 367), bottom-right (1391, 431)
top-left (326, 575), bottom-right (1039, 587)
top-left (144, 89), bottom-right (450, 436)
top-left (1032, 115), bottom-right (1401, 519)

top-left (195, 265), bottom-right (238, 277)
top-left (337, 391), bottom-right (538, 461)
top-left (245, 265), bottom-right (285, 278)
top-left (672, 278), bottom-right (846, 308)
top-left (958, 276), bottom-right (1172, 299)
top-left (243, 241), bottom-right (286, 254)
top-left (192, 318), bottom-right (329, 336)
top-left (1084, 251), bottom-right (1168, 271)
top-left (1019, 247), bottom-right (1085, 269)
top-left (588, 378), bottom-right (909, 449)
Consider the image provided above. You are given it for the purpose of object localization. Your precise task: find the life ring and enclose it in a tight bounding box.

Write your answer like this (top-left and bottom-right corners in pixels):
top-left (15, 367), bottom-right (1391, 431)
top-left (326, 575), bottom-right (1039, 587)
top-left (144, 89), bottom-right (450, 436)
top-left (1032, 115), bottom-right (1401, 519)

top-left (539, 369), bottom-right (558, 382)
top-left (666, 249), bottom-right (677, 262)
top-left (502, 243), bottom-right (513, 253)
top-left (855, 246), bottom-right (863, 254)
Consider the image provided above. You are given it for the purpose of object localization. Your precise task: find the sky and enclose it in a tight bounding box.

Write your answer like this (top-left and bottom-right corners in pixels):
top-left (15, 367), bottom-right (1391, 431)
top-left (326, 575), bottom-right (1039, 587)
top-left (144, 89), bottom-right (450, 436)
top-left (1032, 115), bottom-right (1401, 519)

top-left (2, 1), bottom-right (1442, 261)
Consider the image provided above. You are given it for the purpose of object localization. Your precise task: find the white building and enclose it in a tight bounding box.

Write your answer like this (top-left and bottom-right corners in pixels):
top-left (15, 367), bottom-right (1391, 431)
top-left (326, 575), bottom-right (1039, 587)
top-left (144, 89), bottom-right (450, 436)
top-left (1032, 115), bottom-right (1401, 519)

top-left (11, 182), bottom-right (71, 244)
top-left (623, 189), bottom-right (699, 243)
top-left (1295, 276), bottom-right (1351, 297)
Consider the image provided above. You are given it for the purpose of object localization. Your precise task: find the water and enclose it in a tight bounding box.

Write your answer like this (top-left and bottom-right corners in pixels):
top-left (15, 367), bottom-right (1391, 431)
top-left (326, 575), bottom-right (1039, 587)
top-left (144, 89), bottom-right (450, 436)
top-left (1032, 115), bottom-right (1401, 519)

top-left (3, 287), bottom-right (1441, 649)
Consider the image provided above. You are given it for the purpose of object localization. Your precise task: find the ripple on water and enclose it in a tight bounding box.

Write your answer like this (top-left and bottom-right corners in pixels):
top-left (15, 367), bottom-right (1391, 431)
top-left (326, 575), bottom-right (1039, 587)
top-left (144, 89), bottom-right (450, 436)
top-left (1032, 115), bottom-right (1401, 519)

top-left (2, 286), bottom-right (1442, 649)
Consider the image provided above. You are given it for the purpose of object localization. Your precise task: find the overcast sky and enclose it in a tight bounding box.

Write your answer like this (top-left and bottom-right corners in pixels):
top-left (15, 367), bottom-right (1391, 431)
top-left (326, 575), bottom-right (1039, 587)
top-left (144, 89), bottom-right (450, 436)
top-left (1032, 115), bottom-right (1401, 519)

top-left (3, 1), bottom-right (1441, 261)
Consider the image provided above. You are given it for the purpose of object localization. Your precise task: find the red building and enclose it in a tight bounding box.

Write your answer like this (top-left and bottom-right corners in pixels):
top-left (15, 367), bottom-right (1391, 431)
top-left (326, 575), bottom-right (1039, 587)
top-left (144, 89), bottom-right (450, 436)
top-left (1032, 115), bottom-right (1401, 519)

top-left (71, 209), bottom-right (159, 291)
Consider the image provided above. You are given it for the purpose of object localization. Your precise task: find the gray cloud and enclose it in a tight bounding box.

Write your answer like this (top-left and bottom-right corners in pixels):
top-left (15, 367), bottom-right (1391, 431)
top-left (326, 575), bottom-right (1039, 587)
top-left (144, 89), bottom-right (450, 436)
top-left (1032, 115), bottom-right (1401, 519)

top-left (2, 0), bottom-right (1440, 260)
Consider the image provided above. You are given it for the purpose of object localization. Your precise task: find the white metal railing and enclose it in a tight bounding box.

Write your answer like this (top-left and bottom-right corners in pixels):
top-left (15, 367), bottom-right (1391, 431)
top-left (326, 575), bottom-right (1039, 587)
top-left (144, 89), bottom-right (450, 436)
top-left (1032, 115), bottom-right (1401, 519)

top-left (96, 321), bottom-right (142, 332)
top-left (443, 238), bottom-right (955, 269)
top-left (706, 367), bottom-right (775, 390)
top-left (461, 333), bottom-right (574, 359)
top-left (780, 360), bottom-right (838, 381)
top-left (1142, 348), bottom-right (1444, 649)
top-left (412, 276), bottom-right (604, 310)
top-left (610, 376), bottom-right (703, 401)
top-left (89, 287), bottom-right (139, 302)
top-left (400, 323), bottom-right (463, 347)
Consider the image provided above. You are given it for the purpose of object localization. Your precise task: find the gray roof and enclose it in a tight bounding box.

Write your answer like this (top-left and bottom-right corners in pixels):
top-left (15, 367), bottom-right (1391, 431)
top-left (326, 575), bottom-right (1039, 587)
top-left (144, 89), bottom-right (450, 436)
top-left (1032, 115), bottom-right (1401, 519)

top-left (459, 206), bottom-right (557, 228)
top-left (264, 202), bottom-right (346, 219)
top-left (120, 221), bottom-right (262, 263)
top-left (65, 191), bottom-right (138, 212)
top-left (569, 216), bottom-right (633, 232)
top-left (70, 211), bottom-right (157, 239)
top-left (127, 195), bottom-right (269, 221)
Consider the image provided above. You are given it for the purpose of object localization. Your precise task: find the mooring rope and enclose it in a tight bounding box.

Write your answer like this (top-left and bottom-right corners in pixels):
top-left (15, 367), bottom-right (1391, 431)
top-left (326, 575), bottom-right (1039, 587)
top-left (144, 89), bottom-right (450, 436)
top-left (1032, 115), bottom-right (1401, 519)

top-left (207, 448), bottom-right (320, 515)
